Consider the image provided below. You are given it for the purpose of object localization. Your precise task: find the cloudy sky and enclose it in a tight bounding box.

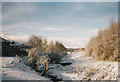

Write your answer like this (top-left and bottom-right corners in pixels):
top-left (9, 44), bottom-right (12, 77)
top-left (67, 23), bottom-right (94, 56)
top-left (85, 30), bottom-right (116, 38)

top-left (2, 0), bottom-right (120, 2)
top-left (1, 2), bottom-right (118, 48)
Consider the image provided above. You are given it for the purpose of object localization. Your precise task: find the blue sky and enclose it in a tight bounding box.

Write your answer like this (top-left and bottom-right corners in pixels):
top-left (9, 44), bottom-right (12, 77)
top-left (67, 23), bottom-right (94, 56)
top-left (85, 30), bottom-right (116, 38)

top-left (1, 2), bottom-right (118, 48)
top-left (2, 0), bottom-right (120, 2)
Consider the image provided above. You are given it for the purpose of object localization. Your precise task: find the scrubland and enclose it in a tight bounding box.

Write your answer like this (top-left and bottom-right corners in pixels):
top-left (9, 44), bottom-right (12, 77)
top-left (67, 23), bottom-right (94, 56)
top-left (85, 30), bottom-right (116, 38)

top-left (86, 21), bottom-right (119, 61)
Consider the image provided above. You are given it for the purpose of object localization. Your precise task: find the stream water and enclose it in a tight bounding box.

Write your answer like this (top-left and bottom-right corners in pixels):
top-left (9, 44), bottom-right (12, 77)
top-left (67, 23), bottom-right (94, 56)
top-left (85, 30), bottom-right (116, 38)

top-left (33, 62), bottom-right (72, 82)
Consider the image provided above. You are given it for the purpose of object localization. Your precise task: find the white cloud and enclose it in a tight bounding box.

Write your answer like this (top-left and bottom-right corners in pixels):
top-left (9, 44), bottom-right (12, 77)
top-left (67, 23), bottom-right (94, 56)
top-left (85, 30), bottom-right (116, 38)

top-left (3, 22), bottom-right (44, 33)
top-left (3, 3), bottom-right (37, 20)
top-left (2, 22), bottom-right (99, 48)
top-left (3, 21), bottom-right (78, 34)
top-left (2, 0), bottom-right (120, 2)
top-left (0, 33), bottom-right (90, 48)
top-left (43, 27), bottom-right (63, 31)
top-left (0, 34), bottom-right (29, 43)
top-left (85, 28), bottom-right (99, 35)
top-left (48, 37), bottom-right (90, 48)
top-left (69, 5), bottom-right (84, 15)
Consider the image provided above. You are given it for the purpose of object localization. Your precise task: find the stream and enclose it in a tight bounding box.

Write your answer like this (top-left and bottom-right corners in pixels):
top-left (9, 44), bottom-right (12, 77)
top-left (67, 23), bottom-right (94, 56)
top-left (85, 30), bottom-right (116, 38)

top-left (42, 62), bottom-right (72, 81)
top-left (34, 62), bottom-right (72, 82)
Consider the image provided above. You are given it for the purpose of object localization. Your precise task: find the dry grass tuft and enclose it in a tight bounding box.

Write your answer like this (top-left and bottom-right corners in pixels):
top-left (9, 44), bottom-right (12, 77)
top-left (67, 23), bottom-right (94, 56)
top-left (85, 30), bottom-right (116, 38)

top-left (84, 67), bottom-right (96, 77)
top-left (85, 21), bottom-right (119, 61)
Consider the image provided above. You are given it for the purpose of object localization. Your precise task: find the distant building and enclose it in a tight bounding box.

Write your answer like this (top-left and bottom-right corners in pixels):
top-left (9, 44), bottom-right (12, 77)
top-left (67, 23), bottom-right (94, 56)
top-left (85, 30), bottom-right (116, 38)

top-left (10, 41), bottom-right (20, 47)
top-left (0, 37), bottom-right (28, 56)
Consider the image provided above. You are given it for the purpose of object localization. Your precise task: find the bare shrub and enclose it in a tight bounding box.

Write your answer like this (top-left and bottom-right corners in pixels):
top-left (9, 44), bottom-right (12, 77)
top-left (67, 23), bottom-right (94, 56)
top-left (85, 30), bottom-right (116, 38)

top-left (47, 40), bottom-right (67, 63)
top-left (36, 55), bottom-right (50, 75)
top-left (86, 21), bottom-right (119, 61)
top-left (48, 53), bottom-right (63, 64)
top-left (28, 48), bottom-right (50, 75)
top-left (28, 35), bottom-right (43, 48)
top-left (27, 35), bottom-right (48, 53)
top-left (28, 48), bottom-right (39, 64)
top-left (27, 35), bottom-right (67, 74)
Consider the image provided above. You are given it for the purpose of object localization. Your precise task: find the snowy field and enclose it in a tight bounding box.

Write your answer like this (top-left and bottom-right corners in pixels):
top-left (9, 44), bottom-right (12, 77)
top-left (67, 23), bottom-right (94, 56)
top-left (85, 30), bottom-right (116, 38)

top-left (47, 51), bottom-right (119, 80)
top-left (0, 57), bottom-right (49, 80)
top-left (0, 51), bottom-right (119, 81)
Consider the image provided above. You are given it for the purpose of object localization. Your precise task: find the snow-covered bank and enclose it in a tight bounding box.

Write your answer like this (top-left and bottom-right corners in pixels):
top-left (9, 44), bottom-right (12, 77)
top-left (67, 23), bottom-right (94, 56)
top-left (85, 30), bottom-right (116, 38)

top-left (1, 57), bottom-right (49, 80)
top-left (47, 51), bottom-right (119, 80)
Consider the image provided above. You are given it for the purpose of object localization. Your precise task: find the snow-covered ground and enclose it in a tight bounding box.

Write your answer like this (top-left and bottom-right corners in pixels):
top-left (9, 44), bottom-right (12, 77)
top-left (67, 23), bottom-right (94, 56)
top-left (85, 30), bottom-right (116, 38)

top-left (0, 57), bottom-right (49, 80)
top-left (47, 51), bottom-right (119, 80)
top-left (1, 51), bottom-right (119, 81)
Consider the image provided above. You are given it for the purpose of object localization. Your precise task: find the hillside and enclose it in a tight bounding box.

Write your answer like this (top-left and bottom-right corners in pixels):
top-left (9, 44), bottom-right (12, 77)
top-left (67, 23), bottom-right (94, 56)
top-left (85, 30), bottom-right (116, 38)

top-left (0, 37), bottom-right (27, 57)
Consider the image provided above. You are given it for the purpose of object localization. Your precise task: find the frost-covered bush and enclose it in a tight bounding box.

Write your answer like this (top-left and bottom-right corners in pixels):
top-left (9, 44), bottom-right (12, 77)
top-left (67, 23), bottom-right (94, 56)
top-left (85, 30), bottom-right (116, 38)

top-left (27, 35), bottom-right (67, 75)
top-left (36, 55), bottom-right (50, 75)
top-left (47, 41), bottom-right (67, 63)
top-left (27, 35), bottom-right (67, 65)
top-left (86, 21), bottom-right (119, 61)
top-left (28, 48), bottom-right (50, 75)
top-left (27, 35), bottom-right (48, 53)
top-left (28, 48), bottom-right (39, 64)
